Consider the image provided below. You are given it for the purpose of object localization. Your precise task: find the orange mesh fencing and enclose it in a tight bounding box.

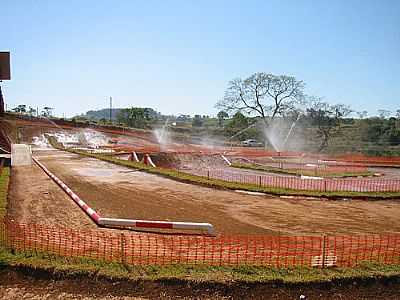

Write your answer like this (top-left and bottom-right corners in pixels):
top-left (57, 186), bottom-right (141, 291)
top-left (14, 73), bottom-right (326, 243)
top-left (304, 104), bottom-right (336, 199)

top-left (244, 160), bottom-right (369, 175)
top-left (1, 220), bottom-right (400, 268)
top-left (189, 169), bottom-right (400, 193)
top-left (327, 235), bottom-right (400, 267)
top-left (334, 154), bottom-right (400, 166)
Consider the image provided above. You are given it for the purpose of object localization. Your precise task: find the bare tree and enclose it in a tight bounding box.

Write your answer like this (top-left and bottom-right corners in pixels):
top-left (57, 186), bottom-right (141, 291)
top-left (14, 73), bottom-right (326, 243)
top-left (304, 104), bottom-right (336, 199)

top-left (306, 98), bottom-right (352, 152)
top-left (217, 73), bottom-right (305, 126)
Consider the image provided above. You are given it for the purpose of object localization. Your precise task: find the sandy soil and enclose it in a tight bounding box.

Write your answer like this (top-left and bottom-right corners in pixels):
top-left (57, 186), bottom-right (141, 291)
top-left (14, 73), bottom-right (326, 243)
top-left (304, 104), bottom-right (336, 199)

top-left (31, 149), bottom-right (400, 235)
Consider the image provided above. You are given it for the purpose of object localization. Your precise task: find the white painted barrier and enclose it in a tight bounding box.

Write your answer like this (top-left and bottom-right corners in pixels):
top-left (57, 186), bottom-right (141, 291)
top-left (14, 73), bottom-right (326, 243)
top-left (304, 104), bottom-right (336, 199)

top-left (132, 151), bottom-right (139, 162)
top-left (221, 154), bottom-right (232, 166)
top-left (98, 218), bottom-right (215, 234)
top-left (144, 154), bottom-right (156, 167)
top-left (33, 157), bottom-right (215, 235)
top-left (32, 157), bottom-right (101, 223)
top-left (300, 175), bottom-right (323, 180)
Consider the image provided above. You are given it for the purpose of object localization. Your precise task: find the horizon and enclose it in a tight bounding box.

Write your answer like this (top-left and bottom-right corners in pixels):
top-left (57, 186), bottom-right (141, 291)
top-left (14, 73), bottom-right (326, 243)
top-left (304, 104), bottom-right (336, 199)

top-left (2, 0), bottom-right (399, 118)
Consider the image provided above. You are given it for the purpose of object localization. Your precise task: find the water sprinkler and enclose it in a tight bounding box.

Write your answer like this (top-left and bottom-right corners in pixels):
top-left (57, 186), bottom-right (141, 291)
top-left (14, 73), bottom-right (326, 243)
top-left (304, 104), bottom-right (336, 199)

top-left (228, 123), bottom-right (257, 149)
top-left (282, 113), bottom-right (303, 150)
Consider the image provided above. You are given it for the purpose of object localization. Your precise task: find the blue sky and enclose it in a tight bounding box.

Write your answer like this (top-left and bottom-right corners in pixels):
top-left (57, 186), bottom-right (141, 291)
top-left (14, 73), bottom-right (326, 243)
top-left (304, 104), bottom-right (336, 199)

top-left (1, 0), bottom-right (399, 117)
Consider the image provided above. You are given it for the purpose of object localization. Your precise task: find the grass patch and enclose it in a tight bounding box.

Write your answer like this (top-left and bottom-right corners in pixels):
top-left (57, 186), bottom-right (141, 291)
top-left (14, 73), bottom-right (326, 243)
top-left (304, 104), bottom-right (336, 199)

top-left (0, 167), bottom-right (10, 220)
top-left (1, 247), bottom-right (400, 284)
top-left (57, 147), bottom-right (400, 199)
top-left (231, 162), bottom-right (374, 178)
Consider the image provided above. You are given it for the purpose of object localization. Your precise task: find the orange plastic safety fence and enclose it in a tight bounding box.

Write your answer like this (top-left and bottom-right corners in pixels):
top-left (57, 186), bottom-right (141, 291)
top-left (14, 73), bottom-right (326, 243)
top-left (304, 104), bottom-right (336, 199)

top-left (1, 220), bottom-right (400, 268)
top-left (188, 169), bottom-right (400, 193)
top-left (334, 154), bottom-right (400, 166)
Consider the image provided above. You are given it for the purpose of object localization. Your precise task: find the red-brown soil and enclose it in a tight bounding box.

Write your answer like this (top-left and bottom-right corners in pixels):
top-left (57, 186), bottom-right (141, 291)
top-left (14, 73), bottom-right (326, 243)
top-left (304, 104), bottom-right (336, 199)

top-left (23, 149), bottom-right (400, 236)
top-left (7, 150), bottom-right (95, 229)
top-left (1, 268), bottom-right (400, 299)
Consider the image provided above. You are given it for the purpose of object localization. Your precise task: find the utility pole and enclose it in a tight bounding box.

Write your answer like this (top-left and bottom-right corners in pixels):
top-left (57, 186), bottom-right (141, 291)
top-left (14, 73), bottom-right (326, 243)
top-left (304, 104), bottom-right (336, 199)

top-left (109, 96), bottom-right (112, 123)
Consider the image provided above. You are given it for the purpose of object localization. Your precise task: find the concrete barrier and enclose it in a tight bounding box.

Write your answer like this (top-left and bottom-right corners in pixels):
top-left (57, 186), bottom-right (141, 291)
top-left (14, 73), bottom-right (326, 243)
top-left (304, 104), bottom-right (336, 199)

top-left (11, 144), bottom-right (32, 166)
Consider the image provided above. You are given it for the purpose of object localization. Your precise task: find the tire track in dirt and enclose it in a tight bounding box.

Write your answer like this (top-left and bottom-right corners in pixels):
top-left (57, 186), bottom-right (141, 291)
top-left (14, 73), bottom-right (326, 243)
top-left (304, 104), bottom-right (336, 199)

top-left (7, 162), bottom-right (95, 229)
top-left (35, 149), bottom-right (400, 235)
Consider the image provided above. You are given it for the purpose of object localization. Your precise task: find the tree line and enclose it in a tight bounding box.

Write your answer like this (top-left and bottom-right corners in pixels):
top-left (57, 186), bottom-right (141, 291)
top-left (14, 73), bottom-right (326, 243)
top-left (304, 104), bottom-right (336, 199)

top-left (216, 72), bottom-right (398, 152)
top-left (8, 71), bottom-right (399, 154)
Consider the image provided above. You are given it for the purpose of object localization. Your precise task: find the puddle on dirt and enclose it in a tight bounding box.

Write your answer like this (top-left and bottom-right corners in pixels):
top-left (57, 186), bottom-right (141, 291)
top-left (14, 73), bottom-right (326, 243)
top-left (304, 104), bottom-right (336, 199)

top-left (235, 190), bottom-right (266, 196)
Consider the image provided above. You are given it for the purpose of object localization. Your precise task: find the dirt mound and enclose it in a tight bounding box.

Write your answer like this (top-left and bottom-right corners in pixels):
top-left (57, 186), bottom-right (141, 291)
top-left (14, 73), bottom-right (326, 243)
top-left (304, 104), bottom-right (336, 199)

top-left (146, 153), bottom-right (227, 170)
top-left (173, 153), bottom-right (227, 170)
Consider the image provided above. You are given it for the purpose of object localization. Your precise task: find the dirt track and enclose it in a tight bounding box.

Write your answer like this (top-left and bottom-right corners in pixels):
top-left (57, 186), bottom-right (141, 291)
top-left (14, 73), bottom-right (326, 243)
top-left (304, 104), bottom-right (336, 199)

top-left (7, 149), bottom-right (95, 229)
top-left (22, 149), bottom-right (400, 236)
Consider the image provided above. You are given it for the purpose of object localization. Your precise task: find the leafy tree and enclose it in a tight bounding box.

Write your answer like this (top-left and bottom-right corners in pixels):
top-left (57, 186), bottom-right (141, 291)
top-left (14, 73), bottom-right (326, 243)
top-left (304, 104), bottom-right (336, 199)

top-left (386, 125), bottom-right (400, 145)
top-left (192, 115), bottom-right (203, 127)
top-left (28, 106), bottom-right (36, 116)
top-left (378, 109), bottom-right (391, 119)
top-left (12, 104), bottom-right (27, 114)
top-left (225, 112), bottom-right (257, 140)
top-left (395, 109), bottom-right (400, 119)
top-left (99, 117), bottom-right (108, 125)
top-left (42, 107), bottom-right (53, 117)
top-left (217, 72), bottom-right (305, 126)
top-left (176, 114), bottom-right (191, 122)
top-left (217, 110), bottom-right (229, 127)
top-left (361, 117), bottom-right (383, 143)
top-left (362, 117), bottom-right (400, 147)
top-left (117, 107), bottom-right (156, 128)
top-left (227, 112), bottom-right (249, 129)
top-left (356, 110), bottom-right (368, 119)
